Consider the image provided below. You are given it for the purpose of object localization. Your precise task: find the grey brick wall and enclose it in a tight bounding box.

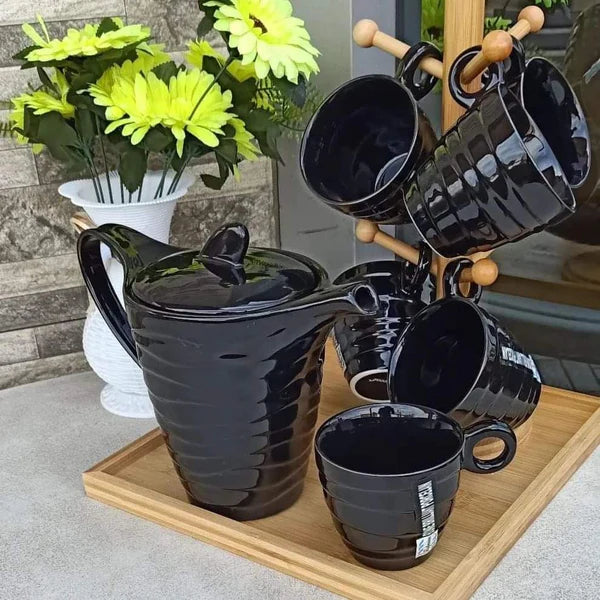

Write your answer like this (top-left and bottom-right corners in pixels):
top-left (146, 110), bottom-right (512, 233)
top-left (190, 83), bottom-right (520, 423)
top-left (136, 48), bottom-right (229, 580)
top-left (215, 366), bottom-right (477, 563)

top-left (0, 1), bottom-right (278, 389)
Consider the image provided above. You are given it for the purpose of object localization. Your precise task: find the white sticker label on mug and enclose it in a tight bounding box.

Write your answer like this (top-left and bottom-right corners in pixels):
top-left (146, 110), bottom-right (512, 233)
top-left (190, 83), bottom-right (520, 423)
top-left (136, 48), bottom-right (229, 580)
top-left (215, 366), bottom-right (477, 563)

top-left (416, 481), bottom-right (438, 558)
top-left (501, 346), bottom-right (541, 382)
top-left (416, 531), bottom-right (439, 558)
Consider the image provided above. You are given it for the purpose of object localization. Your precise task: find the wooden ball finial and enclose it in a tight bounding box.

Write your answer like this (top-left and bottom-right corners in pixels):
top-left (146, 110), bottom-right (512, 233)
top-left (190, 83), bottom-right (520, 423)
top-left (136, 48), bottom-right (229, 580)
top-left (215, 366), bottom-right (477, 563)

top-left (470, 258), bottom-right (499, 287)
top-left (518, 5), bottom-right (545, 33)
top-left (355, 220), bottom-right (379, 243)
top-left (353, 19), bottom-right (379, 48)
top-left (481, 30), bottom-right (514, 63)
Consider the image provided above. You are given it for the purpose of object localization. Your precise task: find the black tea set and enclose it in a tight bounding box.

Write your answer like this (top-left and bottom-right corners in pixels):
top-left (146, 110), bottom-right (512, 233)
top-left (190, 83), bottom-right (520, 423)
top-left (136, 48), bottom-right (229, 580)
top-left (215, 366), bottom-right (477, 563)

top-left (77, 35), bottom-right (590, 571)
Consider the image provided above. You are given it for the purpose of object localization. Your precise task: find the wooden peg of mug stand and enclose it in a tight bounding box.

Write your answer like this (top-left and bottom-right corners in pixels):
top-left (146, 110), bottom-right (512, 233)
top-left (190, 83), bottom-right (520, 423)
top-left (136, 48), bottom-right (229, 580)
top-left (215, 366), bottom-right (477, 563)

top-left (352, 19), bottom-right (444, 79)
top-left (460, 5), bottom-right (545, 85)
top-left (355, 220), bottom-right (499, 287)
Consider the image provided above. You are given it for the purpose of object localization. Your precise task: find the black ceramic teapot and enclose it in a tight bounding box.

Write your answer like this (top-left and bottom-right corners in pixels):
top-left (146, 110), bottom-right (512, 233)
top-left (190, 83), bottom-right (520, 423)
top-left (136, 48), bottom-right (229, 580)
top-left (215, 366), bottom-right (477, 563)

top-left (77, 223), bottom-right (378, 521)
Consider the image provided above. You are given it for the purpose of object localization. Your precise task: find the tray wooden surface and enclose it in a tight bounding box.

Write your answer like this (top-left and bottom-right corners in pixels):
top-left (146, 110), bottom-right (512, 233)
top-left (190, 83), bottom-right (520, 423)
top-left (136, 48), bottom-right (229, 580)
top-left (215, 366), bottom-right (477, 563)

top-left (83, 342), bottom-right (600, 600)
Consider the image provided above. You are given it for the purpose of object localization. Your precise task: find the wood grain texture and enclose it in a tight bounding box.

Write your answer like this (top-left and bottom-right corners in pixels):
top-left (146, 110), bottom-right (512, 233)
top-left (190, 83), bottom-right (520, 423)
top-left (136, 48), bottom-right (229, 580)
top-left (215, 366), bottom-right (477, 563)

top-left (436, 0), bottom-right (487, 299)
top-left (83, 342), bottom-right (600, 600)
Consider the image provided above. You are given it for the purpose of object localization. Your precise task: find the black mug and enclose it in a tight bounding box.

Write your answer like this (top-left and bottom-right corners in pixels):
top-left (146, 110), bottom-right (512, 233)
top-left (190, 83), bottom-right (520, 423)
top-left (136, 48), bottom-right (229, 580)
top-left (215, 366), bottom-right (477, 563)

top-left (452, 38), bottom-right (590, 189)
top-left (331, 245), bottom-right (431, 402)
top-left (300, 42), bottom-right (440, 224)
top-left (315, 403), bottom-right (517, 570)
top-left (388, 262), bottom-right (541, 429)
top-left (403, 46), bottom-right (577, 258)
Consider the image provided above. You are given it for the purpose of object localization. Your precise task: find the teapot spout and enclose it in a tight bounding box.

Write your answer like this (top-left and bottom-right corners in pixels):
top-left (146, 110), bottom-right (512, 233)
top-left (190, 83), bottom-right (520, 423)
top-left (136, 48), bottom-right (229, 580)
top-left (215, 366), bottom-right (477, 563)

top-left (299, 281), bottom-right (380, 319)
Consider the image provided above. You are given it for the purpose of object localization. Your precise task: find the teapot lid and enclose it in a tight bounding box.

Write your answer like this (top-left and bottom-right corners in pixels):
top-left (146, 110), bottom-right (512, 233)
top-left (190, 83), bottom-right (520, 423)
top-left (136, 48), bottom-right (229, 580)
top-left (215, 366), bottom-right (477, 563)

top-left (129, 223), bottom-right (323, 316)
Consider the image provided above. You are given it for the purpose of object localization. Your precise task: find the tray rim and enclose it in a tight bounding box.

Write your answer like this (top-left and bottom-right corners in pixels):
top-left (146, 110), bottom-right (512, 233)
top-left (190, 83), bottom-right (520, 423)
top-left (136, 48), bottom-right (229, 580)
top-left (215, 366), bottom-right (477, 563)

top-left (83, 385), bottom-right (600, 600)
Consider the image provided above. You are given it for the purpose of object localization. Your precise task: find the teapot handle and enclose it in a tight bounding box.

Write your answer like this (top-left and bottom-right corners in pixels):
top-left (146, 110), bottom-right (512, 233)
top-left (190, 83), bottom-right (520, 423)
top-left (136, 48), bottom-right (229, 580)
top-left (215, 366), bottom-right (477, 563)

top-left (78, 228), bottom-right (138, 363)
top-left (77, 224), bottom-right (174, 364)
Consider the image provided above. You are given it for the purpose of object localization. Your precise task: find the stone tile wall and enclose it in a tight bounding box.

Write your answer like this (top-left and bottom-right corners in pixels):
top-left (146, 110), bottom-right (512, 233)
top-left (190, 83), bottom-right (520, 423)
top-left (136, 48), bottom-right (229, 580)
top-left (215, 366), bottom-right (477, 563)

top-left (0, 2), bottom-right (278, 389)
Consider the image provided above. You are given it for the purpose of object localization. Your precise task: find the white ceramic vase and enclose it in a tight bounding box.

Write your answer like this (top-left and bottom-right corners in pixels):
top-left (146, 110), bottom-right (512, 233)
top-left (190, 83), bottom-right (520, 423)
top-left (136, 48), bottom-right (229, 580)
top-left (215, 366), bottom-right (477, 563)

top-left (60, 171), bottom-right (195, 418)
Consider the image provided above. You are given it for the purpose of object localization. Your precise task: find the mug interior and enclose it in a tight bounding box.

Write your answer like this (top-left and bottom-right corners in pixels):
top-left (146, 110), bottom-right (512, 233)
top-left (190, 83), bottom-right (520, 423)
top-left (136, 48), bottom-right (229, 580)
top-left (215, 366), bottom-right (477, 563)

top-left (316, 404), bottom-right (462, 475)
top-left (301, 76), bottom-right (417, 203)
top-left (500, 87), bottom-right (574, 210)
top-left (522, 58), bottom-right (589, 188)
top-left (389, 300), bottom-right (485, 414)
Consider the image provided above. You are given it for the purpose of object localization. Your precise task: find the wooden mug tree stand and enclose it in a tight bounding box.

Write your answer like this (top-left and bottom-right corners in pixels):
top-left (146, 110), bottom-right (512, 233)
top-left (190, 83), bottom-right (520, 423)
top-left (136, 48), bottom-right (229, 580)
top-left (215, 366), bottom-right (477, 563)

top-left (353, 3), bottom-right (545, 456)
top-left (82, 4), bottom-right (600, 600)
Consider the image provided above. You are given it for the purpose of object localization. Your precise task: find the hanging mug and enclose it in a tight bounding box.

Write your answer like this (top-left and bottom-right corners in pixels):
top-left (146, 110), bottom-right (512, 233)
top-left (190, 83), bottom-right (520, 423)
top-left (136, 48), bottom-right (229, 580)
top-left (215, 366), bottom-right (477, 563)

top-left (332, 244), bottom-right (432, 402)
top-left (403, 46), bottom-right (578, 258)
top-left (300, 41), bottom-right (441, 224)
top-left (456, 38), bottom-right (590, 189)
top-left (388, 259), bottom-right (542, 429)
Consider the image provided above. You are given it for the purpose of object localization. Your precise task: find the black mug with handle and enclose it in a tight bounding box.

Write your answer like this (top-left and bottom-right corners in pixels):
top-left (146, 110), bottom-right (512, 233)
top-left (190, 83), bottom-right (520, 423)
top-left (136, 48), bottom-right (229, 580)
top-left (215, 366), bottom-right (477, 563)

top-left (300, 41), bottom-right (441, 224)
top-left (403, 45), bottom-right (579, 258)
top-left (315, 403), bottom-right (517, 570)
top-left (388, 260), bottom-right (541, 430)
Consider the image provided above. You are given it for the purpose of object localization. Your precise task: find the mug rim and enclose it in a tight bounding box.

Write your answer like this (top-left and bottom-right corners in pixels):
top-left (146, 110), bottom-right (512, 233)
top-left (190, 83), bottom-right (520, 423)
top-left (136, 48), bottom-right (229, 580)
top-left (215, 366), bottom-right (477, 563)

top-left (497, 84), bottom-right (576, 213)
top-left (520, 56), bottom-right (591, 190)
top-left (387, 296), bottom-right (489, 411)
top-left (300, 74), bottom-right (422, 206)
top-left (333, 260), bottom-right (408, 284)
top-left (314, 402), bottom-right (465, 478)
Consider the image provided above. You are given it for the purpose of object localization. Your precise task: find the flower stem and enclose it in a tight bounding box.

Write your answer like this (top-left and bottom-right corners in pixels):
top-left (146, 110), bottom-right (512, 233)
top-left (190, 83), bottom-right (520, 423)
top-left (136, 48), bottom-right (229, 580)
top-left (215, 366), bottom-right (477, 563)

top-left (167, 154), bottom-right (191, 194)
top-left (120, 179), bottom-right (124, 203)
top-left (83, 146), bottom-right (105, 204)
top-left (188, 56), bottom-right (234, 121)
top-left (137, 173), bottom-right (144, 203)
top-left (95, 114), bottom-right (114, 204)
top-left (85, 157), bottom-right (102, 203)
top-left (155, 149), bottom-right (175, 199)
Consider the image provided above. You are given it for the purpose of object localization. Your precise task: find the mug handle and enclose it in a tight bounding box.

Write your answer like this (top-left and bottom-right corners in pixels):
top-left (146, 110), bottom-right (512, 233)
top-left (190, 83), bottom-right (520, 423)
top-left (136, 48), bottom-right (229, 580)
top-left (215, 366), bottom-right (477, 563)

top-left (449, 37), bottom-right (526, 109)
top-left (443, 258), bottom-right (483, 302)
top-left (462, 420), bottom-right (517, 474)
top-left (397, 41), bottom-right (443, 101)
top-left (403, 242), bottom-right (433, 293)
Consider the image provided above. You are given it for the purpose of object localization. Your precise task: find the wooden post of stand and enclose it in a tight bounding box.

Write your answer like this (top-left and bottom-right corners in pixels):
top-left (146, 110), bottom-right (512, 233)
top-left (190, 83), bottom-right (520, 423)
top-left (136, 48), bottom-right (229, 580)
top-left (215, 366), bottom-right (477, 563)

top-left (440, 0), bottom-right (532, 455)
top-left (436, 0), bottom-right (485, 300)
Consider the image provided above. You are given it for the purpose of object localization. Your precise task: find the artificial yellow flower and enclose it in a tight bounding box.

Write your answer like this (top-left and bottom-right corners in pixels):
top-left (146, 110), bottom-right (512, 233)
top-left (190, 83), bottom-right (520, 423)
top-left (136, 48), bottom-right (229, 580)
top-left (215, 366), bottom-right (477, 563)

top-left (23, 16), bottom-right (150, 62)
top-left (206, 0), bottom-right (320, 82)
top-left (10, 69), bottom-right (75, 152)
top-left (229, 117), bottom-right (257, 160)
top-left (89, 44), bottom-right (171, 118)
top-left (186, 40), bottom-right (257, 82)
top-left (91, 68), bottom-right (235, 157)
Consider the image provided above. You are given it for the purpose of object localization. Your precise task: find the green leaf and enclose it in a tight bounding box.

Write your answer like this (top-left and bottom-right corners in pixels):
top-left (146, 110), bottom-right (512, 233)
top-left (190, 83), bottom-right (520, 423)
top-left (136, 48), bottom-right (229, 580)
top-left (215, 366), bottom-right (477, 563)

top-left (140, 127), bottom-right (173, 152)
top-left (74, 109), bottom-right (96, 143)
top-left (36, 111), bottom-right (80, 149)
top-left (197, 14), bottom-right (214, 37)
top-left (216, 153), bottom-right (229, 179)
top-left (244, 109), bottom-right (274, 133)
top-left (151, 61), bottom-right (180, 84)
top-left (96, 17), bottom-right (121, 36)
top-left (216, 138), bottom-right (237, 163)
top-left (201, 173), bottom-right (227, 190)
top-left (118, 146), bottom-right (147, 193)
top-left (36, 67), bottom-right (59, 93)
top-left (13, 45), bottom-right (39, 61)
top-left (70, 71), bottom-right (100, 92)
top-left (66, 90), bottom-right (106, 116)
top-left (273, 76), bottom-right (307, 107)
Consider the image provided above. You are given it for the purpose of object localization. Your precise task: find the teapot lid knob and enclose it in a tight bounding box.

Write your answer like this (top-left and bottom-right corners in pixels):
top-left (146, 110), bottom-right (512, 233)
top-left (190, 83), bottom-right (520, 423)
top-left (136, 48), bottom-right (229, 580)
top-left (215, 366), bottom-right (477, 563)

top-left (202, 223), bottom-right (249, 267)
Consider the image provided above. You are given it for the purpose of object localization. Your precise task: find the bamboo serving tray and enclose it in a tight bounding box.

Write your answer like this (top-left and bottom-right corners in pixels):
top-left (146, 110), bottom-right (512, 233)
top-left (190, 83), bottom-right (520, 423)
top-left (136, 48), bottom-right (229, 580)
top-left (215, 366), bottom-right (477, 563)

top-left (83, 343), bottom-right (600, 600)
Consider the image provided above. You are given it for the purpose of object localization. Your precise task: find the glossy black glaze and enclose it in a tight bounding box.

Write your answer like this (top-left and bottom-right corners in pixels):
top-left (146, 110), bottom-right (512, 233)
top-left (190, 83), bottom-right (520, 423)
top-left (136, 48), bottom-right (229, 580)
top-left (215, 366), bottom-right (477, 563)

top-left (453, 40), bottom-right (590, 189)
top-left (300, 42), bottom-right (440, 224)
top-left (404, 47), bottom-right (577, 258)
top-left (388, 296), bottom-right (541, 429)
top-left (549, 3), bottom-right (600, 244)
top-left (315, 404), bottom-right (516, 570)
top-left (77, 223), bottom-right (379, 521)
top-left (331, 246), bottom-right (431, 402)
